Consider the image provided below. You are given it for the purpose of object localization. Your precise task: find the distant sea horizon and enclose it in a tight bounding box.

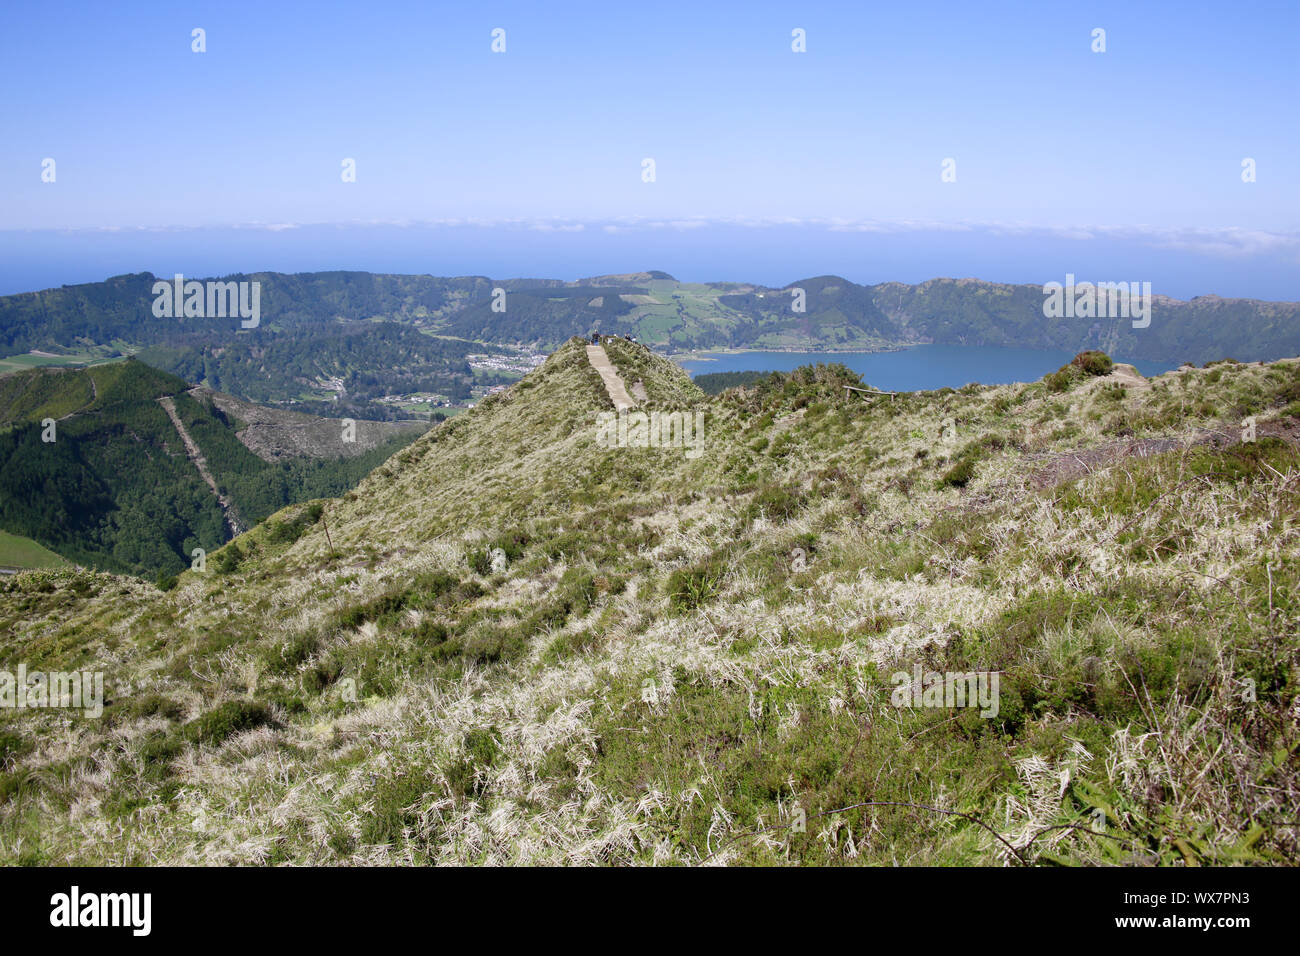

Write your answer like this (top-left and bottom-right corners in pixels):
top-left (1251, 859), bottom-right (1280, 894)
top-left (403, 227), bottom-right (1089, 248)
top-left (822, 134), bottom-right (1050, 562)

top-left (3, 223), bottom-right (1300, 301)
top-left (676, 344), bottom-right (1179, 392)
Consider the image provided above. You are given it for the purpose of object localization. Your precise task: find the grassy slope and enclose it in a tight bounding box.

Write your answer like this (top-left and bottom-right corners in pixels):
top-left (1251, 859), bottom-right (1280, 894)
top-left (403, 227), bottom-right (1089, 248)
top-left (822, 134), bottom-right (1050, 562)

top-left (0, 349), bottom-right (128, 377)
top-left (0, 531), bottom-right (70, 570)
top-left (1, 340), bottom-right (1297, 865)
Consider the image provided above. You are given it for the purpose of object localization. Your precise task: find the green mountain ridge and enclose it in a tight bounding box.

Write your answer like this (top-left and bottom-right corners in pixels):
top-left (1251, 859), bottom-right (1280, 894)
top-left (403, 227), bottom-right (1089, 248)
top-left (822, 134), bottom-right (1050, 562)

top-left (4, 272), bottom-right (1298, 400)
top-left (0, 271), bottom-right (498, 419)
top-left (1, 340), bottom-right (1297, 865)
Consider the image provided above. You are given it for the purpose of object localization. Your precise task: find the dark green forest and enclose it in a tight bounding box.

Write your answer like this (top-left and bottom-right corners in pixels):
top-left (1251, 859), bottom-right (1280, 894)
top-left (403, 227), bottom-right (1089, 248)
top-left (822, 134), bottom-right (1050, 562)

top-left (137, 322), bottom-right (477, 407)
top-left (170, 390), bottom-right (419, 532)
top-left (441, 284), bottom-right (644, 344)
top-left (693, 370), bottom-right (778, 395)
top-left (877, 279), bottom-right (1300, 364)
top-left (0, 272), bottom-right (498, 419)
top-left (0, 361), bottom-right (421, 578)
top-left (0, 362), bottom-right (223, 574)
top-left (4, 270), bottom-right (1300, 390)
top-left (0, 271), bottom-right (493, 355)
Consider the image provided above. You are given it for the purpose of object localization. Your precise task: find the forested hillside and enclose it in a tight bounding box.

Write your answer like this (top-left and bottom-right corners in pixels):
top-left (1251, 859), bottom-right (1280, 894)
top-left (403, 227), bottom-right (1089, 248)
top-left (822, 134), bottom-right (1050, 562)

top-left (136, 322), bottom-right (477, 411)
top-left (693, 370), bottom-right (777, 394)
top-left (0, 362), bottom-right (424, 577)
top-left (441, 283), bottom-right (643, 344)
top-left (0, 272), bottom-right (498, 418)
top-left (4, 272), bottom-right (1298, 388)
top-left (875, 279), bottom-right (1300, 365)
top-left (0, 362), bottom-right (224, 574)
top-left (0, 271), bottom-right (491, 355)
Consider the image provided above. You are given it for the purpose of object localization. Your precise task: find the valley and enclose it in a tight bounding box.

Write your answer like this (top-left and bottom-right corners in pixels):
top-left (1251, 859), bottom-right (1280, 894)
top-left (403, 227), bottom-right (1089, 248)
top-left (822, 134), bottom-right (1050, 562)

top-left (0, 362), bottom-right (428, 577)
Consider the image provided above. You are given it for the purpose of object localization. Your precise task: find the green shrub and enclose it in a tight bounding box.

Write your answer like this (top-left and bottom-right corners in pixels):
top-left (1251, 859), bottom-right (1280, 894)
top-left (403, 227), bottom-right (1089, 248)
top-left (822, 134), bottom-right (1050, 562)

top-left (335, 588), bottom-right (409, 630)
top-left (361, 771), bottom-right (434, 845)
top-left (939, 457), bottom-right (978, 488)
top-left (213, 543), bottom-right (244, 574)
top-left (745, 482), bottom-right (805, 523)
top-left (265, 504), bottom-right (323, 546)
top-left (181, 700), bottom-right (275, 745)
top-left (137, 732), bottom-right (185, 781)
top-left (461, 624), bottom-right (526, 664)
top-left (665, 551), bottom-right (730, 613)
top-left (446, 727), bottom-right (501, 799)
top-left (303, 656), bottom-right (343, 693)
top-left (0, 728), bottom-right (32, 768)
top-left (110, 692), bottom-right (185, 724)
top-left (1072, 350), bottom-right (1114, 376)
top-left (1044, 367), bottom-right (1078, 392)
top-left (262, 632), bottom-right (319, 673)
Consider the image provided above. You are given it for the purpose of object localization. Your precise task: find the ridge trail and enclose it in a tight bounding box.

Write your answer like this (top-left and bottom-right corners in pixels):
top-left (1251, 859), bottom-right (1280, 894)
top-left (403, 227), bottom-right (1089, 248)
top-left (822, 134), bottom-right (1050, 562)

top-left (586, 342), bottom-right (637, 411)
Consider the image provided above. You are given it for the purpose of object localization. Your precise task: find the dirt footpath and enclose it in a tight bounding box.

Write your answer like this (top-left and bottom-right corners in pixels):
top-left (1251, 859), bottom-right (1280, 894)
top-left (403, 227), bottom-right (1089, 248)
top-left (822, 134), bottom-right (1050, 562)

top-left (586, 344), bottom-right (637, 411)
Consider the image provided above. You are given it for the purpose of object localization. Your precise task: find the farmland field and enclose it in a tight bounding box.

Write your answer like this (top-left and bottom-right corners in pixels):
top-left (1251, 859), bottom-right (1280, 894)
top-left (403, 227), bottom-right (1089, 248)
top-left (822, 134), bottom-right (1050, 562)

top-left (0, 529), bottom-right (70, 569)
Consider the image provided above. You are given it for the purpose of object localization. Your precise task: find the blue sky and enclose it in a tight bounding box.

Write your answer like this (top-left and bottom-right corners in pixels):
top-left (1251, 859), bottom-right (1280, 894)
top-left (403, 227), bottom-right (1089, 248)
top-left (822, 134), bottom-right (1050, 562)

top-left (1, 0), bottom-right (1297, 296)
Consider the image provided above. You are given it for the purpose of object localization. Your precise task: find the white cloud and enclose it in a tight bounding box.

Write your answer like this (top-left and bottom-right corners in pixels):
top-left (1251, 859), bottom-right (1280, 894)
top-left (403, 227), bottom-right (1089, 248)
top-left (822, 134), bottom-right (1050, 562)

top-left (23, 217), bottom-right (1300, 261)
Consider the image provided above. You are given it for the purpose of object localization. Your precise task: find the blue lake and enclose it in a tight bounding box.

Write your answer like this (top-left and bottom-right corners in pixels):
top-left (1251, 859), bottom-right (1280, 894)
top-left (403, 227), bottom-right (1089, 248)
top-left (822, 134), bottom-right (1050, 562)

top-left (677, 345), bottom-right (1177, 392)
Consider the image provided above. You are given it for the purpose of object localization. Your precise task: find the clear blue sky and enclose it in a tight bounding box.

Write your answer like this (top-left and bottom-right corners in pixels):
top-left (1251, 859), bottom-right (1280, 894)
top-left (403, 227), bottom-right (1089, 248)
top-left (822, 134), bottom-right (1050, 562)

top-left (1, 0), bottom-right (1297, 297)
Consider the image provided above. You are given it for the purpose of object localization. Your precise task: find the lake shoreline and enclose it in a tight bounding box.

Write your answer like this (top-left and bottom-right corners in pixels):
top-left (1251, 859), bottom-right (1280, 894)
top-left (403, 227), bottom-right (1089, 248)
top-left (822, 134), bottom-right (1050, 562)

top-left (672, 344), bottom-right (1180, 391)
top-left (666, 344), bottom-right (911, 362)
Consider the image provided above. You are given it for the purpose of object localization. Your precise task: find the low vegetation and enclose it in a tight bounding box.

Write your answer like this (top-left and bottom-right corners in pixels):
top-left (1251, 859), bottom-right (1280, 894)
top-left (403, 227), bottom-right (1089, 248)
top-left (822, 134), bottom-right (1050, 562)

top-left (1, 342), bottom-right (1297, 866)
